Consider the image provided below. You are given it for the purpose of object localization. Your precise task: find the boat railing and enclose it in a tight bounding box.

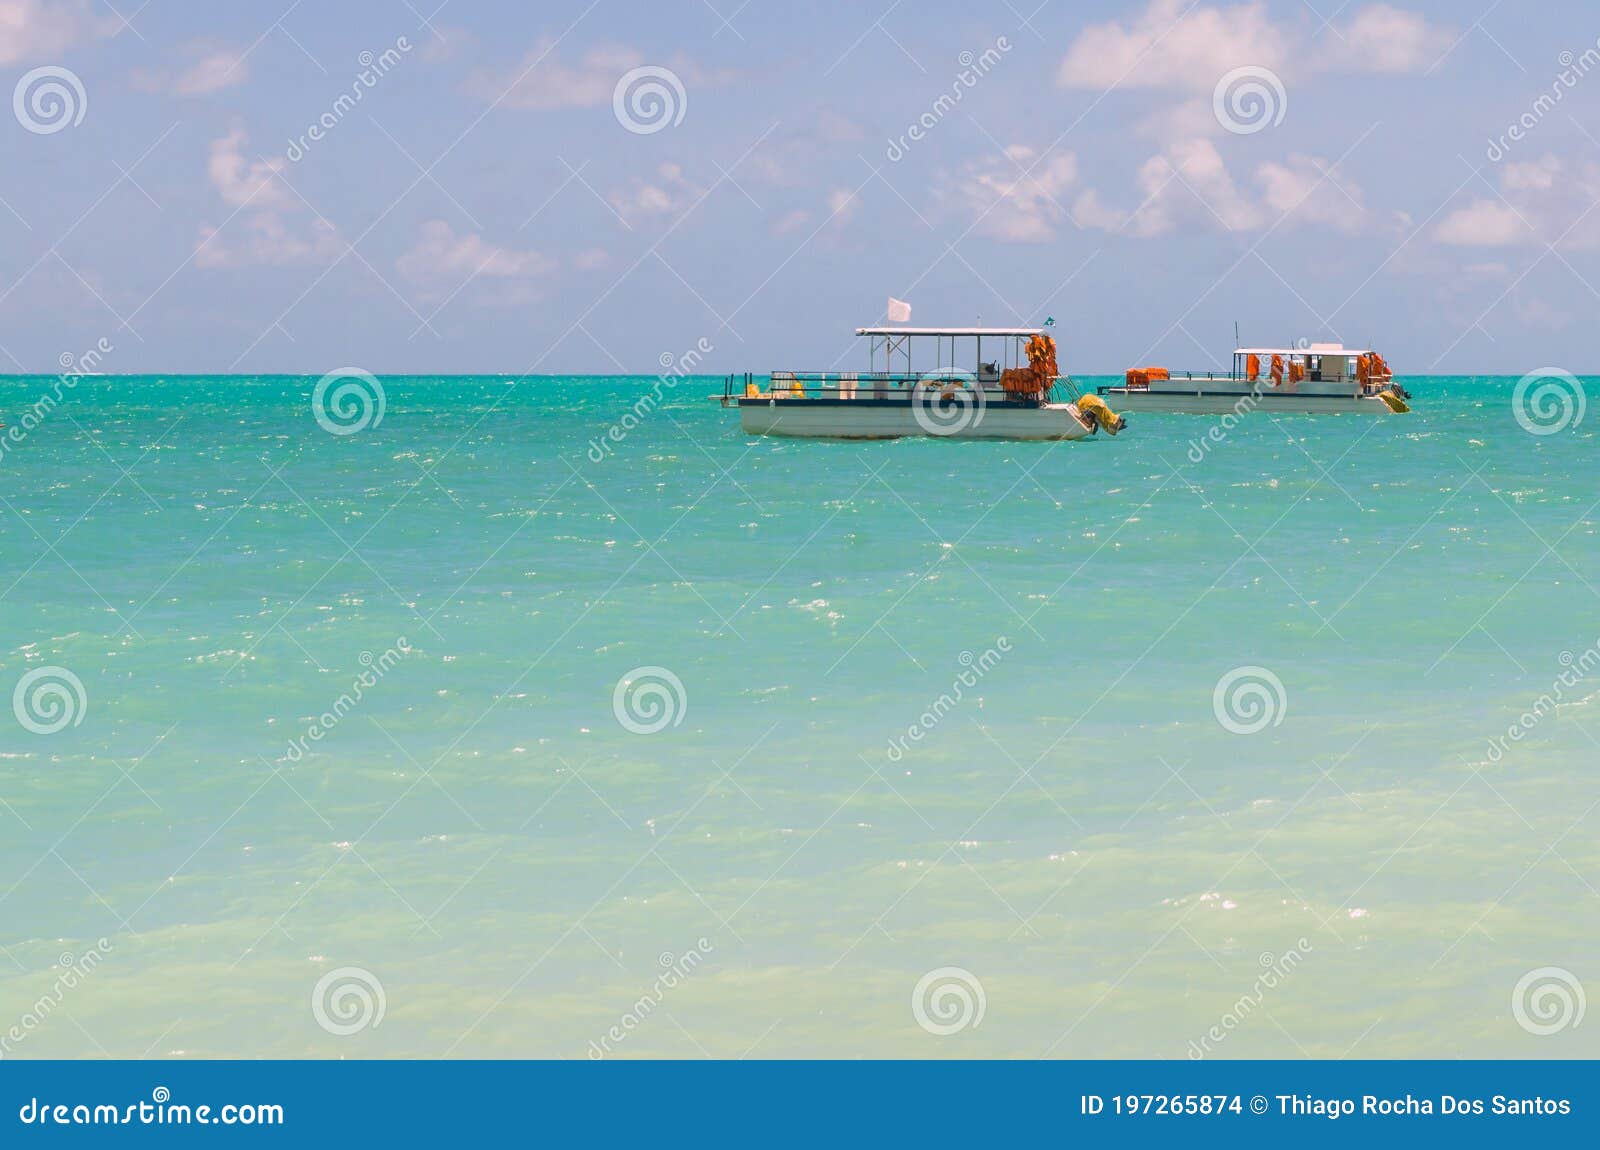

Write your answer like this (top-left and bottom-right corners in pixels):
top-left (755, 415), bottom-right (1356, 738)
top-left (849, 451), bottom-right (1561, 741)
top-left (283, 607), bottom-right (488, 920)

top-left (725, 371), bottom-right (1032, 397)
top-left (1153, 370), bottom-right (1247, 383)
top-left (719, 372), bottom-right (1083, 403)
top-left (773, 371), bottom-right (924, 390)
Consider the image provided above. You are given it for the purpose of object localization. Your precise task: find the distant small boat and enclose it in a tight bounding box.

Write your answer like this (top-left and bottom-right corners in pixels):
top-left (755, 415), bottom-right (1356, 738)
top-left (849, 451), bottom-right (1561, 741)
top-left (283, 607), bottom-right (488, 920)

top-left (1102, 344), bottom-right (1410, 415)
top-left (720, 324), bottom-right (1125, 440)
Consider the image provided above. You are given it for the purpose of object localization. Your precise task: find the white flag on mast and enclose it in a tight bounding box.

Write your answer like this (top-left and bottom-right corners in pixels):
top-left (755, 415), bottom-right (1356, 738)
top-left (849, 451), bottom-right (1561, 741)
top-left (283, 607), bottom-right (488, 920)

top-left (886, 296), bottom-right (912, 323)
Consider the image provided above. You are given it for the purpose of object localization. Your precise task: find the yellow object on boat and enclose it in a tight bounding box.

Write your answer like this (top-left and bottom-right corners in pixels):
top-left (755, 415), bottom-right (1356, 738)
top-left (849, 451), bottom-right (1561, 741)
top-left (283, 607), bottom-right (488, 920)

top-left (1075, 393), bottom-right (1125, 435)
top-left (1375, 389), bottom-right (1409, 413)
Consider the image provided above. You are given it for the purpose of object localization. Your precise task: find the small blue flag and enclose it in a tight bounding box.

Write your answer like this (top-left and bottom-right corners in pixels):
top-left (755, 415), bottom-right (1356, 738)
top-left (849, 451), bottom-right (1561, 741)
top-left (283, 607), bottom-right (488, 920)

top-left (1044, 316), bottom-right (1055, 327)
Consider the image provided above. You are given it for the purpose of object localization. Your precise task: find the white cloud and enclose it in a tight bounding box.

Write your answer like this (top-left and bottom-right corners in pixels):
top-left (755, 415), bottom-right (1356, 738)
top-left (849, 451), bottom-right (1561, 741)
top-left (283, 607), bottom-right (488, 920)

top-left (826, 187), bottom-right (859, 223)
top-left (813, 108), bottom-right (865, 144)
top-left (1059, 1), bottom-right (1448, 92)
top-left (1503, 156), bottom-right (1560, 192)
top-left (1135, 95), bottom-right (1227, 143)
top-left (467, 39), bottom-right (642, 109)
top-left (417, 25), bottom-right (474, 65)
top-left (1125, 137), bottom-right (1262, 235)
top-left (1256, 154), bottom-right (1368, 233)
top-left (1060, 143), bottom-right (1377, 238)
top-left (135, 45), bottom-right (250, 96)
top-left (1339, 4), bottom-right (1451, 73)
top-left (195, 128), bottom-right (341, 268)
top-left (940, 146), bottom-right (1080, 242)
top-left (1068, 188), bottom-right (1124, 232)
top-left (397, 220), bottom-right (556, 284)
top-left (771, 209), bottom-right (810, 235)
top-left (206, 127), bottom-right (288, 209)
top-left (1059, 0), bottom-right (1289, 90)
top-left (0, 0), bottom-right (106, 65)
top-left (1435, 155), bottom-right (1600, 247)
top-left (1513, 294), bottom-right (1571, 330)
top-left (173, 48), bottom-right (249, 96)
top-left (607, 162), bottom-right (703, 224)
top-left (1435, 199), bottom-right (1532, 246)
top-left (195, 213), bottom-right (340, 269)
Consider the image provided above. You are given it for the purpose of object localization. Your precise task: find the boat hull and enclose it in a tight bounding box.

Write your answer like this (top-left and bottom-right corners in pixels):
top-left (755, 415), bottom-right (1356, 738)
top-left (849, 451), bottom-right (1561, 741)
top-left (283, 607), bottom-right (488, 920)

top-left (737, 398), bottom-right (1095, 440)
top-left (1099, 385), bottom-right (1403, 415)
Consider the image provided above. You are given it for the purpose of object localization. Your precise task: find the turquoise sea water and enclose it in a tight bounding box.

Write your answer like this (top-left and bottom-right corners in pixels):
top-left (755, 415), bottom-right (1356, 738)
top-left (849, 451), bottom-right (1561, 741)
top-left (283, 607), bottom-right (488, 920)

top-left (0, 372), bottom-right (1596, 1059)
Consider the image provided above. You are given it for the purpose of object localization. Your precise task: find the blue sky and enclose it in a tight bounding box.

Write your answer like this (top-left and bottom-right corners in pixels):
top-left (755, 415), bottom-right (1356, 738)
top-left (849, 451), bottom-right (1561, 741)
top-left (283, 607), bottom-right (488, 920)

top-left (2, 0), bottom-right (1599, 374)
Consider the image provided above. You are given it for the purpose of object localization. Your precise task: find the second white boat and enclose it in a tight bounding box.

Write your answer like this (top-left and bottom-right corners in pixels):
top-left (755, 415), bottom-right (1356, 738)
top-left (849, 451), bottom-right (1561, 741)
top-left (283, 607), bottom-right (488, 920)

top-left (1100, 344), bottom-right (1411, 415)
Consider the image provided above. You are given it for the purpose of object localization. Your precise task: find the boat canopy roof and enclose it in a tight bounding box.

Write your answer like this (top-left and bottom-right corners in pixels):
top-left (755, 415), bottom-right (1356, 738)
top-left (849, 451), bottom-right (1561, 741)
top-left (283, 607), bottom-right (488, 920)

top-left (855, 326), bottom-right (1045, 337)
top-left (1235, 345), bottom-right (1374, 356)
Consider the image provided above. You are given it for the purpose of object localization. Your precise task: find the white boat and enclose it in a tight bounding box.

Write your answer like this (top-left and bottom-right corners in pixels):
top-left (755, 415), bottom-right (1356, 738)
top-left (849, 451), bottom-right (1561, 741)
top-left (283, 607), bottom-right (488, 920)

top-left (1100, 344), bottom-right (1411, 415)
top-left (722, 325), bottom-right (1125, 441)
